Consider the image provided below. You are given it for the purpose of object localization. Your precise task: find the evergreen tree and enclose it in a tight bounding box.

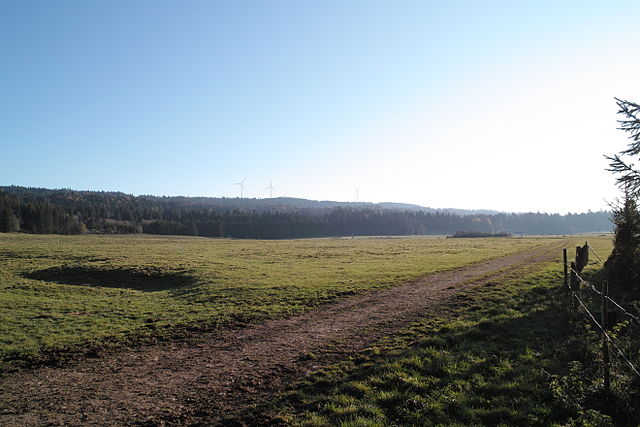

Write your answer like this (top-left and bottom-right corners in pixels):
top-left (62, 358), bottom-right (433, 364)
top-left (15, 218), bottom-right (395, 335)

top-left (604, 189), bottom-right (640, 297)
top-left (605, 98), bottom-right (640, 299)
top-left (0, 206), bottom-right (19, 232)
top-left (606, 98), bottom-right (640, 195)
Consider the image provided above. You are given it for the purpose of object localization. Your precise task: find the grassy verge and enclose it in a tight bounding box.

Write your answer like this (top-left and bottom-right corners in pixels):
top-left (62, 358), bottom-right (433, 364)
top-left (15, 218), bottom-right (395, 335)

top-left (0, 233), bottom-right (557, 370)
top-left (238, 236), bottom-right (618, 426)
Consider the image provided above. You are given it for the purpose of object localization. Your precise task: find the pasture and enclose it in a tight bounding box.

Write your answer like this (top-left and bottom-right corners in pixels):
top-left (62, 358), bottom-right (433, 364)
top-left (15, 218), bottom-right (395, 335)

top-left (241, 236), bottom-right (617, 426)
top-left (0, 233), bottom-right (560, 369)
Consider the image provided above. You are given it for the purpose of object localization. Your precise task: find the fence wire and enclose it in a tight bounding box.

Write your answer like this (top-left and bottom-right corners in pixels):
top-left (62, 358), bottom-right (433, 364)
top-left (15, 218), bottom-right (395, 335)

top-left (588, 242), bottom-right (640, 279)
top-left (566, 282), bottom-right (640, 379)
top-left (570, 267), bottom-right (640, 326)
top-left (586, 243), bottom-right (604, 263)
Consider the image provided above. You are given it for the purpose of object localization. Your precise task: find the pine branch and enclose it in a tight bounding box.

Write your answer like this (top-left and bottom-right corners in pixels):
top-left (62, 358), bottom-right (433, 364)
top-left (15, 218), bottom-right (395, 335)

top-left (615, 98), bottom-right (640, 154)
top-left (605, 154), bottom-right (640, 196)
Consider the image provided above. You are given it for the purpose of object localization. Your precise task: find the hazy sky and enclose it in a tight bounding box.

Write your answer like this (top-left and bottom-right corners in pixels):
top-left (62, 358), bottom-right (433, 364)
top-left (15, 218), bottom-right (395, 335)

top-left (2, 1), bottom-right (639, 213)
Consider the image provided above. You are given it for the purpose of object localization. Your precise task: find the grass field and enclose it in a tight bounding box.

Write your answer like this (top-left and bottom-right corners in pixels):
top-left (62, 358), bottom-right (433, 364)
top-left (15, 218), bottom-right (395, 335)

top-left (0, 233), bottom-right (564, 369)
top-left (240, 236), bottom-right (616, 426)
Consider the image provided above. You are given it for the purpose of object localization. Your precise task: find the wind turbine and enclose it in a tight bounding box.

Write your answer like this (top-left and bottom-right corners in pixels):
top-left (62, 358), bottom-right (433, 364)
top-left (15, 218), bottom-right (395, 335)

top-left (355, 187), bottom-right (363, 203)
top-left (266, 180), bottom-right (276, 198)
top-left (235, 178), bottom-right (246, 198)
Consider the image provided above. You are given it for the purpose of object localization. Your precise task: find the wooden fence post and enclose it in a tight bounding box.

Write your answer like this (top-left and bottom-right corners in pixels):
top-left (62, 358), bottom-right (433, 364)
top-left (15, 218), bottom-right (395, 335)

top-left (570, 261), bottom-right (578, 311)
top-left (563, 248), bottom-right (568, 299)
top-left (601, 280), bottom-right (610, 394)
top-left (576, 246), bottom-right (581, 267)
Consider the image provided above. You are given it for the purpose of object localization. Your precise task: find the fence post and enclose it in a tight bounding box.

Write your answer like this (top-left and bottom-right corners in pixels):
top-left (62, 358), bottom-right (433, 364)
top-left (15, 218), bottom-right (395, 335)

top-left (563, 248), bottom-right (568, 299)
top-left (601, 280), bottom-right (610, 394)
top-left (570, 261), bottom-right (578, 312)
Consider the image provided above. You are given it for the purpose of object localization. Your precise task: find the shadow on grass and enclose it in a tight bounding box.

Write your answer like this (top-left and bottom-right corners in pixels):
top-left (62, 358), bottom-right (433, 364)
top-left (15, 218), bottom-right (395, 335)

top-left (24, 265), bottom-right (197, 292)
top-left (226, 294), bottom-right (589, 427)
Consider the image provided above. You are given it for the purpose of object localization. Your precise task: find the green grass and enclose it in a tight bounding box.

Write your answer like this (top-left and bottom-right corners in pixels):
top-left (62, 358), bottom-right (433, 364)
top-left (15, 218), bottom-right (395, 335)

top-left (240, 235), bottom-right (616, 427)
top-left (0, 233), bottom-right (561, 369)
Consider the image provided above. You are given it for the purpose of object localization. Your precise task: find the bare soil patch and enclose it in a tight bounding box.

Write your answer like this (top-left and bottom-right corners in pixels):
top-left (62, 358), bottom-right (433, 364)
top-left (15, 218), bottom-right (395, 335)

top-left (0, 242), bottom-right (562, 426)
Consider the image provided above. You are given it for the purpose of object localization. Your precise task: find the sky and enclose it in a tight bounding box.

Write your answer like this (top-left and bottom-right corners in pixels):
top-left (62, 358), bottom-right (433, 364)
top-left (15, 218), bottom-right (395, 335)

top-left (1, 1), bottom-right (639, 213)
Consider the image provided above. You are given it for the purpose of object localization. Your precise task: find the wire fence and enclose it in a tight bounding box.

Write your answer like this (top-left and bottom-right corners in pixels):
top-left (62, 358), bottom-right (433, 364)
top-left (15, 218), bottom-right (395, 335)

top-left (571, 267), bottom-right (640, 326)
top-left (566, 270), bottom-right (640, 379)
top-left (563, 242), bottom-right (640, 386)
top-left (577, 243), bottom-right (640, 326)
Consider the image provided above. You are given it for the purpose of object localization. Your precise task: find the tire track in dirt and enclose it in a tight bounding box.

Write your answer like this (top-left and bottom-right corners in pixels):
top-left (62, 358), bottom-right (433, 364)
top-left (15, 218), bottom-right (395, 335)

top-left (0, 241), bottom-right (564, 426)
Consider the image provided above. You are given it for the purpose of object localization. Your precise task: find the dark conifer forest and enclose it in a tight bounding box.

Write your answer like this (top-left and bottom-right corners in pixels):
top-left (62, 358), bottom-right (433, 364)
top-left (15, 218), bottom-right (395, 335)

top-left (0, 186), bottom-right (611, 238)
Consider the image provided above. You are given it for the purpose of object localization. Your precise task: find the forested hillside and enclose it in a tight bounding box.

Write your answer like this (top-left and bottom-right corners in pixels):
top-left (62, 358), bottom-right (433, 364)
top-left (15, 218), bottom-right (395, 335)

top-left (0, 186), bottom-right (611, 238)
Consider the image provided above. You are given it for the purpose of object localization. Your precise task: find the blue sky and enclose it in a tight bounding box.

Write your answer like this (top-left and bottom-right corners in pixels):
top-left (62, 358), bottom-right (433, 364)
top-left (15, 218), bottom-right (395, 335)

top-left (1, 1), bottom-right (639, 213)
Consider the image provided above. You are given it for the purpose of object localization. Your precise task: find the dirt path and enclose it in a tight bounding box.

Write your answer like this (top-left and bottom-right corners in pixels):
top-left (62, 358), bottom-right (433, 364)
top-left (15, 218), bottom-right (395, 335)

top-left (0, 242), bottom-right (563, 426)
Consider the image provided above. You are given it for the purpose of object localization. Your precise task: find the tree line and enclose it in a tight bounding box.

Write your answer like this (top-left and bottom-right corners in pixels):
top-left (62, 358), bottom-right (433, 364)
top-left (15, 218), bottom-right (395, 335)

top-left (0, 186), bottom-right (611, 238)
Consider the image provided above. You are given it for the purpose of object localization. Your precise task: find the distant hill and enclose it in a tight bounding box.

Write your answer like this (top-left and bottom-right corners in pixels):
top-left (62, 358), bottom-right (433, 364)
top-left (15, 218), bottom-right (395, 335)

top-left (0, 186), bottom-right (500, 216)
top-left (0, 185), bottom-right (611, 238)
top-left (376, 202), bottom-right (500, 216)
